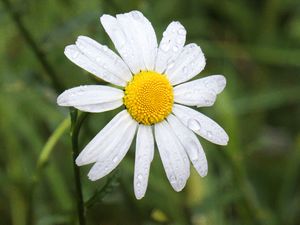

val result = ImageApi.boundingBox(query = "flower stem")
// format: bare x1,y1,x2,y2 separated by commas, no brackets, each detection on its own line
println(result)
70,109,88,225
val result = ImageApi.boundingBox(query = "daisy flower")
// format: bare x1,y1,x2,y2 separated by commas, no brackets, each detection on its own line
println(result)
57,10,229,199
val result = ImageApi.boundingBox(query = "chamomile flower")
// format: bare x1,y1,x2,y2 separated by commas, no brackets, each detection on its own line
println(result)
57,10,229,199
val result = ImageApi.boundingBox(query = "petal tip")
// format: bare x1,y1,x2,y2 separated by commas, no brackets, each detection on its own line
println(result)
75,157,84,166
56,93,67,106
199,169,208,177
64,45,79,60
100,14,114,24
134,192,145,200
87,172,98,181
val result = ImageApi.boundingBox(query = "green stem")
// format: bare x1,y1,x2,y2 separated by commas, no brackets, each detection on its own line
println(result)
37,117,70,170
70,109,88,225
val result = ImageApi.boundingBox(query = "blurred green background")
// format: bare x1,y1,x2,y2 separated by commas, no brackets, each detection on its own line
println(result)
1,0,300,224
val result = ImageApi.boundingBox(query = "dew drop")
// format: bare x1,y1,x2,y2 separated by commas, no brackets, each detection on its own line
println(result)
167,62,174,70
102,45,108,52
137,174,143,180
182,66,188,74
172,46,179,52
131,11,140,19
178,28,186,35
136,182,141,187
187,118,201,131
169,175,176,183
178,178,184,186
204,98,213,105
112,156,118,163
207,131,213,138
102,63,108,69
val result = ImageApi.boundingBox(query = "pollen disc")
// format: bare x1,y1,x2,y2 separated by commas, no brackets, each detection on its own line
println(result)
123,71,174,125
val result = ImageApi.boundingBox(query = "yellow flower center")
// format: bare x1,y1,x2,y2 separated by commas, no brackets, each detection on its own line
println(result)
123,71,174,125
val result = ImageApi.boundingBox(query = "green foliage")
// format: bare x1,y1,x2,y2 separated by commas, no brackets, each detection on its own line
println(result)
0,0,300,224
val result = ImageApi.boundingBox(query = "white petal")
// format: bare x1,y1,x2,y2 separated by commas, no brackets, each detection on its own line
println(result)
87,116,137,181
174,75,226,107
100,14,142,74
116,11,157,71
75,36,132,82
134,125,154,199
57,85,123,106
57,85,123,113
125,11,158,70
154,121,190,192
155,21,186,73
64,45,126,87
167,114,208,177
75,100,123,113
172,104,229,145
76,110,132,166
101,11,157,73
166,43,206,85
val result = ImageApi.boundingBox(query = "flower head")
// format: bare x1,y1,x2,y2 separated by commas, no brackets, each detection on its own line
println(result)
57,10,229,199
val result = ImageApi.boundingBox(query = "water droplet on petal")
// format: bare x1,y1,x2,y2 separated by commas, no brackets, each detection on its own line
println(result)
112,156,118,163
131,11,140,19
102,45,108,52
167,62,174,70
137,174,143,180
178,28,186,35
207,131,213,138
187,118,201,131
204,98,213,105
178,178,184,186
169,175,176,184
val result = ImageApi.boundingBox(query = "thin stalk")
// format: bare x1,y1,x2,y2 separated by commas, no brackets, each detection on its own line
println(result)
70,109,88,225
37,117,70,170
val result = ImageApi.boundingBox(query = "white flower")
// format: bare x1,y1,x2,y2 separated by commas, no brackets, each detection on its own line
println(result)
57,10,229,199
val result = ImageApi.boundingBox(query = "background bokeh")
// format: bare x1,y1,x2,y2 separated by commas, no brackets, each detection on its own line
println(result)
1,0,300,224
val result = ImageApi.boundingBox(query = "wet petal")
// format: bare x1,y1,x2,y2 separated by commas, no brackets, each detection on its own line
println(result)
64,45,126,87
167,114,208,177
172,104,229,145
155,21,186,73
76,110,133,166
87,113,137,181
101,11,157,73
75,36,132,82
166,44,205,85
155,121,190,191
174,75,226,107
134,125,154,199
